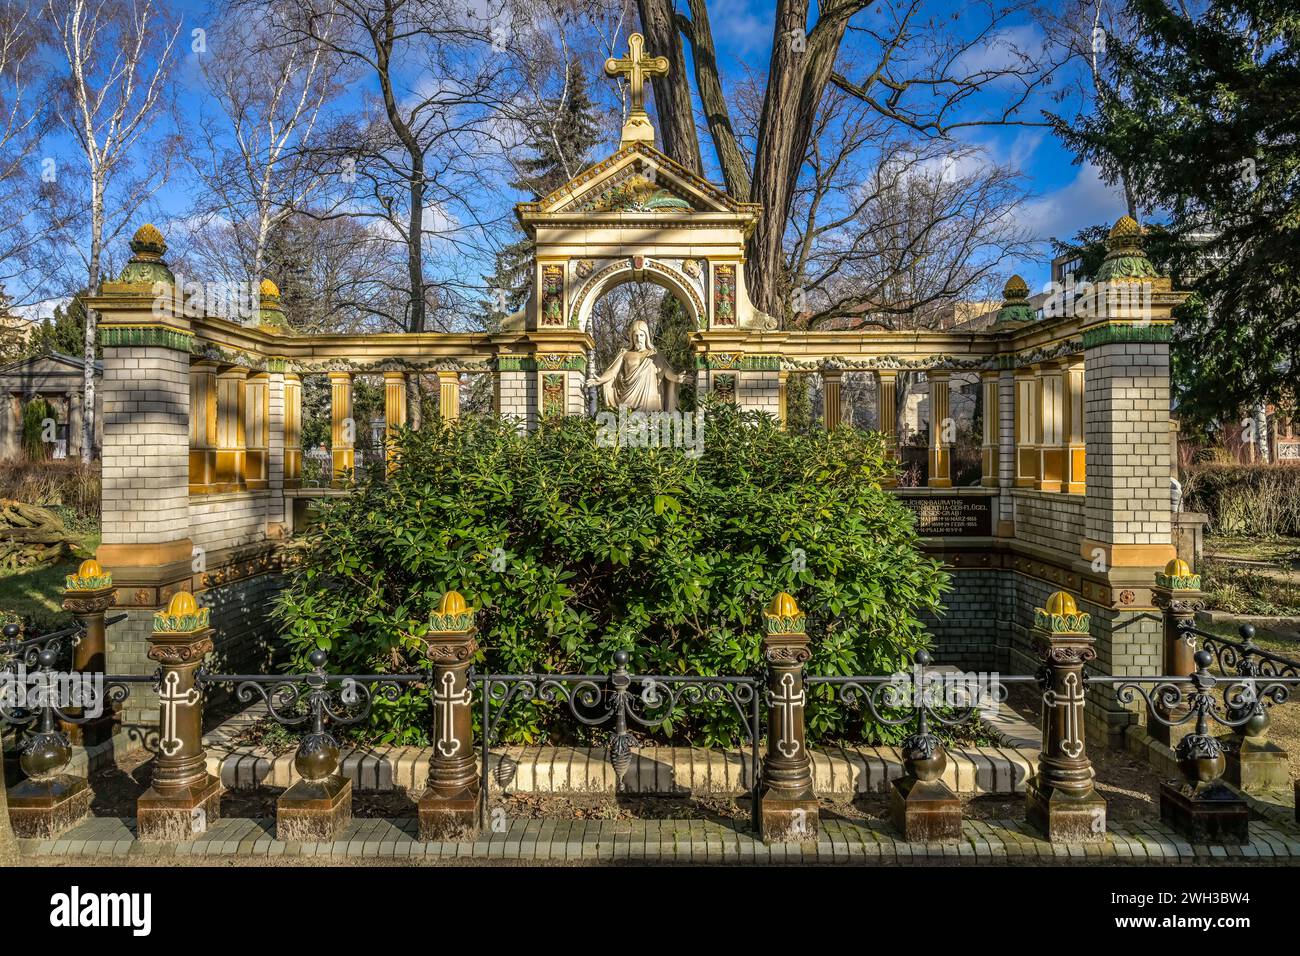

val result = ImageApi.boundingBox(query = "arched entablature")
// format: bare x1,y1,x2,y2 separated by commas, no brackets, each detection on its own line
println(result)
513,140,772,335
568,256,705,334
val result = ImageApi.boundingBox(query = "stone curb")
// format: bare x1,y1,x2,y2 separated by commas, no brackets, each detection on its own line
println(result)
202,742,1040,796
20,815,1300,864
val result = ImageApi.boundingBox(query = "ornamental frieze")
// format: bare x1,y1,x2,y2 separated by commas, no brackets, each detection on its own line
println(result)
567,256,705,330
780,355,994,372
289,357,494,375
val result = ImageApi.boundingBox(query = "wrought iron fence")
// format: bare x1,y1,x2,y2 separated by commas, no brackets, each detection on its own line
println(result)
2,586,1299,847
474,650,762,827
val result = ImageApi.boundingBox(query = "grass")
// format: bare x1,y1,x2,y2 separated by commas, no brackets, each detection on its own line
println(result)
1204,535,1300,564
0,531,99,631
1201,535,1300,618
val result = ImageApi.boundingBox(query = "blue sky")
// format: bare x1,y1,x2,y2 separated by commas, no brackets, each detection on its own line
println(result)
27,0,1128,315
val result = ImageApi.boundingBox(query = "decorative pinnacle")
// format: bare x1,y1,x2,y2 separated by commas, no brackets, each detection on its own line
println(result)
153,591,210,634
130,223,166,259
994,274,1035,325
1034,590,1091,635
427,590,476,633
1096,215,1158,282
66,558,112,592
764,592,806,635
1155,556,1201,591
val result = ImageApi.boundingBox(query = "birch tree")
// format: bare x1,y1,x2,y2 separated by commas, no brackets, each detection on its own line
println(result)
185,2,343,293
0,3,69,308
45,0,181,461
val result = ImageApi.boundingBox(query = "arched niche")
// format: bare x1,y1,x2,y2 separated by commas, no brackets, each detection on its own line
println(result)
569,257,705,335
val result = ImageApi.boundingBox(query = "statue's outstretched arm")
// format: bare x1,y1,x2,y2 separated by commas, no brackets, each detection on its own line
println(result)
653,353,683,382
587,351,624,386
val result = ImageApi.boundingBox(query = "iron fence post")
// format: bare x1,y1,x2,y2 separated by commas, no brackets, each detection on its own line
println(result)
275,650,352,842
417,591,480,840
1025,590,1107,842
61,559,118,746
757,592,818,843
136,593,222,842
1159,650,1249,843
1221,624,1291,792
1149,558,1205,749
890,650,961,841
6,647,93,838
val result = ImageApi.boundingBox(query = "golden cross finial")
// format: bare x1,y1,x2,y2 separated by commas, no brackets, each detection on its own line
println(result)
605,33,669,116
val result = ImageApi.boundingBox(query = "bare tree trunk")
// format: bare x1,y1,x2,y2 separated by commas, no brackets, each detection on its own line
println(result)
407,156,425,332
83,190,103,463
746,0,850,317
682,0,750,199
637,0,702,172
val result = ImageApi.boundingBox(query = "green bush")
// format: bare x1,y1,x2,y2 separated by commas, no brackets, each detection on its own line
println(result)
275,400,950,746
21,398,54,461
1181,463,1300,537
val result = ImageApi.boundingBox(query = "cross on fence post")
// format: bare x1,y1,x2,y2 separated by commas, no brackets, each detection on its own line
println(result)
1149,558,1205,749
61,559,118,746
758,593,819,843
1025,590,1107,842
417,591,480,841
135,592,222,842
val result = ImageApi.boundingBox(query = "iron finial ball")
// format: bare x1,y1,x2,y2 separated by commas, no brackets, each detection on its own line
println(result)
915,649,932,666
309,649,328,669
1239,623,1256,642
2,623,19,640
1194,649,1213,669
38,648,58,669
613,650,629,668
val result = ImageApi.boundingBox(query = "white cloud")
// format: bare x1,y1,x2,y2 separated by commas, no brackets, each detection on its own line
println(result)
1020,162,1127,245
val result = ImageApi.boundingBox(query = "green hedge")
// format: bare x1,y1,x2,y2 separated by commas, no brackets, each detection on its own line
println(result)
275,401,950,746
1181,463,1300,537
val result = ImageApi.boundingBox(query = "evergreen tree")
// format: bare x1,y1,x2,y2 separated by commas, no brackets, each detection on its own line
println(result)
25,294,94,360
1052,0,1300,423
484,60,602,324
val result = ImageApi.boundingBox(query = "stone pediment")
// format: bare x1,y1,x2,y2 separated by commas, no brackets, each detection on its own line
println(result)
518,142,754,222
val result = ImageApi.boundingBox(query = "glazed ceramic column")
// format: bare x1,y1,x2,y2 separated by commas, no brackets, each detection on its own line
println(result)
244,372,269,490
1148,558,1205,749
822,370,843,430
61,559,117,745
417,592,480,840
135,593,222,841
438,371,460,420
188,361,218,492
1064,358,1086,495
875,370,898,486
383,371,407,470
1025,591,1106,842
329,371,354,484
283,372,302,487
758,593,819,843
1014,366,1040,487
927,370,952,487
214,366,248,491
1036,362,1066,492
980,370,999,487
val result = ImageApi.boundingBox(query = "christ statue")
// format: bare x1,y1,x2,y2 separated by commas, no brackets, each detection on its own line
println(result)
587,319,681,412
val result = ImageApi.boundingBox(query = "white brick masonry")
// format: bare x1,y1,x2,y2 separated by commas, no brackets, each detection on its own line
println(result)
1084,341,1173,547
100,346,190,545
